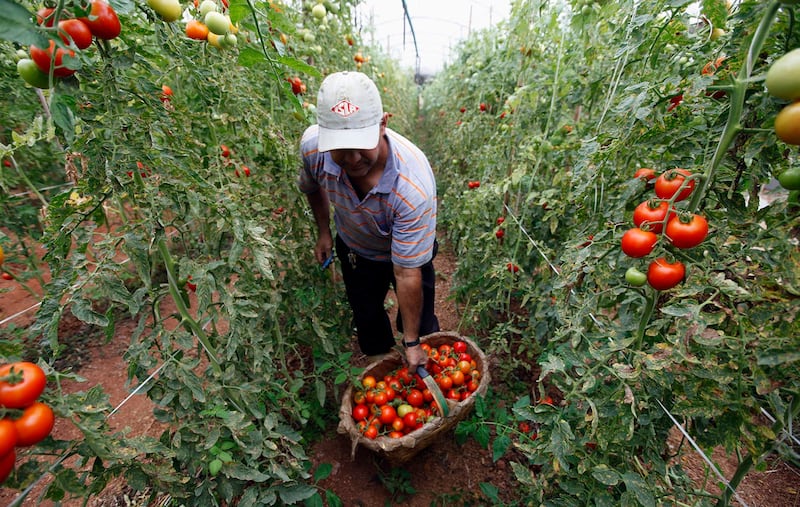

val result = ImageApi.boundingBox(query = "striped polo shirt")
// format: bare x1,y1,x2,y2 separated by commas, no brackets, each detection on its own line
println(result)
298,125,437,268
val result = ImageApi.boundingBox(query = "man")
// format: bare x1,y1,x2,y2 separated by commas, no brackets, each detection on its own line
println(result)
297,71,438,370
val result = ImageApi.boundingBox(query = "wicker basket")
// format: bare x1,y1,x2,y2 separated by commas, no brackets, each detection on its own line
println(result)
337,331,490,464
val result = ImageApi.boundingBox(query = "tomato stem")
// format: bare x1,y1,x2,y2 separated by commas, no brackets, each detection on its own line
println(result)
634,291,658,349
156,233,222,375
689,1,782,212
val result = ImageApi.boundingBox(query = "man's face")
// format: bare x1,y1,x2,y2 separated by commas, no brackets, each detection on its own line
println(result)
329,142,380,179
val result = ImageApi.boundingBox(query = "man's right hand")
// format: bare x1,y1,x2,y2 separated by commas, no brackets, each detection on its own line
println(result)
314,232,333,265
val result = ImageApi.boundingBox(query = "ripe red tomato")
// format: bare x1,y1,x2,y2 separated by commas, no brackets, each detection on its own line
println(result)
495,229,505,239
647,258,685,291
37,7,57,26
1,273,12,281
0,448,14,484
665,214,709,249
402,412,418,431
220,144,231,157
79,1,121,40
450,370,465,386
59,19,93,50
655,168,695,202
467,379,480,392
620,228,658,258
633,200,673,233
378,405,396,425
496,216,505,225
352,403,369,421
506,262,519,273
446,389,461,400
14,402,55,446
372,390,388,406
391,417,404,432
0,419,17,457
0,362,47,409
452,341,468,354
479,102,488,111
406,389,424,407
363,425,378,439
633,167,657,182
437,375,453,391
30,41,76,78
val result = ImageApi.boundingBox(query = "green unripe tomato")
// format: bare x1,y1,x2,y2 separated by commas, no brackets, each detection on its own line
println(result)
17,58,52,89
147,0,182,22
223,33,238,48
311,3,326,19
625,267,648,287
204,11,230,35
198,0,217,17
778,167,800,190
15,49,28,61
766,49,800,101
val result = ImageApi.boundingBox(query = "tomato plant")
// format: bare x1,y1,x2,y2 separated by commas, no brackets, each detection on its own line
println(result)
0,362,47,409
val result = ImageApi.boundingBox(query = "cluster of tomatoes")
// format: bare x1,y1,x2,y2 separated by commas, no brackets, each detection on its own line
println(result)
765,48,800,196
622,167,709,290
17,1,121,89
183,0,239,50
467,180,481,189
351,340,482,440
218,143,252,178
0,362,56,484
287,76,307,95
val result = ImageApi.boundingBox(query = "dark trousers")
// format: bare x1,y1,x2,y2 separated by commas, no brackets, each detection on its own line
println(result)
335,235,440,355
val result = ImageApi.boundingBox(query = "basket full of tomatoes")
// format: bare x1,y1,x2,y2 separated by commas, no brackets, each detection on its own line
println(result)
337,331,489,464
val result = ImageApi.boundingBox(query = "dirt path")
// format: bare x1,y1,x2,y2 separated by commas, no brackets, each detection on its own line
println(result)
1,238,798,506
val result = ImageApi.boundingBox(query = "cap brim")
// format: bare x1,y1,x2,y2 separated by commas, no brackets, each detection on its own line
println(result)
317,123,380,152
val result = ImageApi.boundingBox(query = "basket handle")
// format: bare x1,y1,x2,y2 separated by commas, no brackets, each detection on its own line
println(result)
416,366,449,417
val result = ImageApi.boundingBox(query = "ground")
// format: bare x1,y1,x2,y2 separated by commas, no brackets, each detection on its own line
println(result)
0,240,798,506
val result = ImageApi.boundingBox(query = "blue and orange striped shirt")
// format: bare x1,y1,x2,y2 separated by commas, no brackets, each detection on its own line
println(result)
298,125,437,268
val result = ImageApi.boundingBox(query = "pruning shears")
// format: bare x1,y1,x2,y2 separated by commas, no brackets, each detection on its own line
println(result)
320,252,335,270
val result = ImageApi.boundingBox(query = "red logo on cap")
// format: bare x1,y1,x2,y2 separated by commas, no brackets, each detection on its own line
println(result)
331,99,359,117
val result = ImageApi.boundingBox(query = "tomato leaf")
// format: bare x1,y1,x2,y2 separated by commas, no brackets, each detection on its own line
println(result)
0,0,48,46
592,464,621,486
324,491,344,507
275,483,316,504
479,482,500,503
621,472,656,507
757,351,800,367
491,434,511,462
313,463,332,482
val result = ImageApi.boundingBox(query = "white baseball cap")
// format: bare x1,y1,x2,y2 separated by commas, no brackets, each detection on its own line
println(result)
316,71,383,152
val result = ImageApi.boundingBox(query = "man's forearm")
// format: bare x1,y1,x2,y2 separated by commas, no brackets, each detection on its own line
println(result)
306,189,331,236
394,265,423,342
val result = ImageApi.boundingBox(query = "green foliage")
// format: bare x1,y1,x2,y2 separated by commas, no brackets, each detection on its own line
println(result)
421,0,800,504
